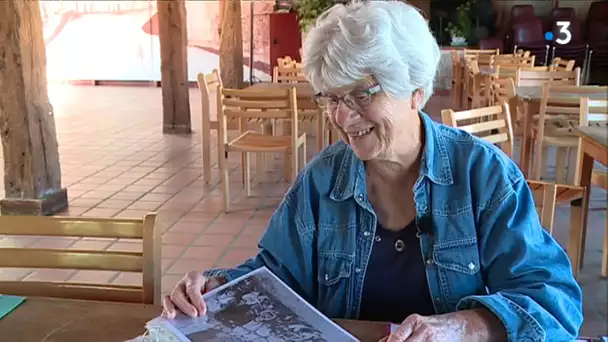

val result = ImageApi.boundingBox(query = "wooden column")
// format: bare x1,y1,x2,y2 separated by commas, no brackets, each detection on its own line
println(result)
0,0,67,215
219,0,244,88
157,0,192,134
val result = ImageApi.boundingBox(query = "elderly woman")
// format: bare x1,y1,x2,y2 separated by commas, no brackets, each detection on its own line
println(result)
163,1,582,341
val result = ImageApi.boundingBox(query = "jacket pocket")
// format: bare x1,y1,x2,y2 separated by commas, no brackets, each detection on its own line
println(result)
432,238,484,307
316,253,354,317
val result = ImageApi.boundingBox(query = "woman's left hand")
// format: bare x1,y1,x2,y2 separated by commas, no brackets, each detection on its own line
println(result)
380,309,507,342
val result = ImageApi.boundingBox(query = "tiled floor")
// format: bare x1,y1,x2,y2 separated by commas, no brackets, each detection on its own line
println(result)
0,85,606,335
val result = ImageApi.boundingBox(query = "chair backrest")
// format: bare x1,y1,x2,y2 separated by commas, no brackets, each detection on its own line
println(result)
197,69,223,123
273,66,307,83
441,102,515,158
493,54,535,66
537,85,607,139
551,57,576,71
491,76,517,106
580,97,608,127
217,86,299,146
526,180,584,234
0,213,160,304
465,49,499,67
516,68,580,87
277,56,295,68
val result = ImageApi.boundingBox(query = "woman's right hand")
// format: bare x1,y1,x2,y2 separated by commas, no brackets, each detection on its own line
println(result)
161,271,226,319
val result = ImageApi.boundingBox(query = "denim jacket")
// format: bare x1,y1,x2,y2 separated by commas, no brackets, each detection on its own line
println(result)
205,112,583,342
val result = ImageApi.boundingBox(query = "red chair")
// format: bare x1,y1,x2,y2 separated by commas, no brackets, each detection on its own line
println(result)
503,5,537,52
549,17,588,74
586,21,608,84
479,38,504,53
512,18,550,65
585,0,608,37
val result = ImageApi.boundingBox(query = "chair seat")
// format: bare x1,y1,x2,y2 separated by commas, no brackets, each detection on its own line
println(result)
227,131,306,152
592,168,608,190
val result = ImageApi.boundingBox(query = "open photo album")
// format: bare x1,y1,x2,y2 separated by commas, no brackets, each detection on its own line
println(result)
145,267,359,341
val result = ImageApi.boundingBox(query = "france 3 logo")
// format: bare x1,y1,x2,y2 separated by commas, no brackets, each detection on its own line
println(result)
545,21,573,45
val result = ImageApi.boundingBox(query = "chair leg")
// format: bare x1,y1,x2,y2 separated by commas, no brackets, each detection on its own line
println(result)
565,146,579,185
300,140,307,175
540,146,549,179
202,125,212,184
219,150,230,212
316,116,325,153
555,147,567,184
602,211,608,277
532,139,544,181
244,152,251,197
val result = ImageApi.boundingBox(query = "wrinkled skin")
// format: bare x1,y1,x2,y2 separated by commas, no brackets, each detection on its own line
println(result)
381,309,507,342
161,271,227,319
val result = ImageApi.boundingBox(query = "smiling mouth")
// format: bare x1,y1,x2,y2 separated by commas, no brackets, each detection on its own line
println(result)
348,127,374,140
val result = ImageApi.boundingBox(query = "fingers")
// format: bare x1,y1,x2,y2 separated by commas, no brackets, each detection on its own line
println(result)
170,282,198,318
185,273,207,316
386,314,421,342
161,295,176,319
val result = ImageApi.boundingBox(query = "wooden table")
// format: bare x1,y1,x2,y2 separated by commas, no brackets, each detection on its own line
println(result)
573,126,608,276
516,87,608,178
0,297,389,341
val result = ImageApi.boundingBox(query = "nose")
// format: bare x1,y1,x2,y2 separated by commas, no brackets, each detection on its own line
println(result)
333,102,358,128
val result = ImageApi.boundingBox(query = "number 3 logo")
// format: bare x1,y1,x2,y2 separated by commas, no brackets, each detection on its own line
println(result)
555,21,572,45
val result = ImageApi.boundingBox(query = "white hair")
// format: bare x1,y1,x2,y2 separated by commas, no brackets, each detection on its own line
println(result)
302,0,440,107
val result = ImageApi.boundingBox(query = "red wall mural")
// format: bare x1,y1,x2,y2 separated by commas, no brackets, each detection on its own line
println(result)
41,0,273,82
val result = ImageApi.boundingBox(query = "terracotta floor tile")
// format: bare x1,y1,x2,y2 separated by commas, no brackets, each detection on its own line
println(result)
220,248,259,262
82,208,121,217
161,258,175,272
231,234,260,249
110,192,144,201
162,275,184,294
69,239,112,250
0,237,38,248
69,198,103,207
69,270,117,284
0,268,33,281
79,190,117,199
165,259,214,275
54,206,90,216
140,193,175,202
162,245,187,259
97,199,135,209
169,221,208,234
213,258,240,269
127,201,164,211
115,209,154,219
204,221,246,235
107,242,142,252
182,246,224,261
24,269,76,282
112,272,142,286
162,232,199,245
192,233,236,247
29,238,76,249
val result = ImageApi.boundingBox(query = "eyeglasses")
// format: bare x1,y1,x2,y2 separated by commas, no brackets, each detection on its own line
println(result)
312,84,382,112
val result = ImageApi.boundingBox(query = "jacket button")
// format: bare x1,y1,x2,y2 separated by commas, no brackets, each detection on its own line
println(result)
324,274,329,281
357,194,364,201
426,258,433,265
355,268,362,273
363,231,371,236
468,262,476,270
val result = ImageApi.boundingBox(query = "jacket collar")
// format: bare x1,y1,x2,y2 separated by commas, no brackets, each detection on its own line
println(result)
329,112,453,201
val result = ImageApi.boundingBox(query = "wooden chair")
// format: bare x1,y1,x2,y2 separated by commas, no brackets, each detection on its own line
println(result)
198,70,232,184
217,86,307,211
550,57,576,72
441,102,515,158
516,67,581,87
526,180,587,277
464,60,486,109
0,213,160,304
532,85,607,183
451,51,463,109
464,48,500,67
492,54,536,67
273,66,307,83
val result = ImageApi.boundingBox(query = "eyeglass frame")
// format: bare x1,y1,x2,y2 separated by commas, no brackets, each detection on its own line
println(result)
312,84,382,112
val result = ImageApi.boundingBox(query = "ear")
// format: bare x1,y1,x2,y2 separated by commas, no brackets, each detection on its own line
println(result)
410,89,424,110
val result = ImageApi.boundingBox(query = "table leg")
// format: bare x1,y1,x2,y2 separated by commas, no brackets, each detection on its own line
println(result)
569,140,594,276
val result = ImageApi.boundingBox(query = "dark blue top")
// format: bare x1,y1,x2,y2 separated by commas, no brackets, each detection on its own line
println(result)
358,220,435,323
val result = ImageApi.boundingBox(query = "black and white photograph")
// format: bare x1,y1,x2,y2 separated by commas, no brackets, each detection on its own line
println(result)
161,267,358,342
